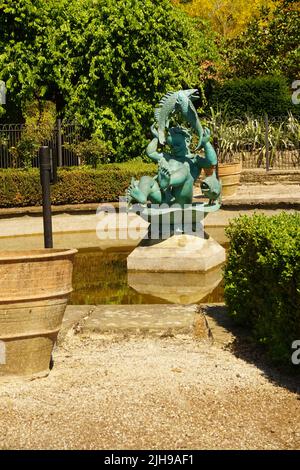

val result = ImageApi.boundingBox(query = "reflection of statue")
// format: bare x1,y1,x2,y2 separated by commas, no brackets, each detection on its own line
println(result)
126,89,221,208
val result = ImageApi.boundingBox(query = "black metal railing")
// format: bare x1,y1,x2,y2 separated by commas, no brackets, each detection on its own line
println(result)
202,114,300,170
0,115,299,170
0,120,82,168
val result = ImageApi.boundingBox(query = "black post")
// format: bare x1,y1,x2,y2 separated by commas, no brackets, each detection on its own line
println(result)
57,118,63,167
50,147,57,184
265,113,270,171
39,146,53,248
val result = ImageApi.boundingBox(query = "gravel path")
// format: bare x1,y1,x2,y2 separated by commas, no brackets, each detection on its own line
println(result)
0,334,299,450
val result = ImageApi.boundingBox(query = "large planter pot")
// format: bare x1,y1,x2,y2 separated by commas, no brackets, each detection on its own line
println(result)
0,248,77,379
218,162,242,197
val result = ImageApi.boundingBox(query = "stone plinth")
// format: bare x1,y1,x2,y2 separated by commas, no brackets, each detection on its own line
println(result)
127,234,226,272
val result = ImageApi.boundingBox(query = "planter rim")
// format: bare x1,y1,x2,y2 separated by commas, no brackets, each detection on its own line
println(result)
0,290,73,303
0,248,78,262
218,162,242,167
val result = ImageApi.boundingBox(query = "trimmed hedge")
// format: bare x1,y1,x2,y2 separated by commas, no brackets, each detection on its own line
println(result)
209,76,297,118
0,162,156,207
224,213,300,366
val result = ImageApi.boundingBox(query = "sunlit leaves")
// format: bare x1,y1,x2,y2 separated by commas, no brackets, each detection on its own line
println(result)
0,0,219,159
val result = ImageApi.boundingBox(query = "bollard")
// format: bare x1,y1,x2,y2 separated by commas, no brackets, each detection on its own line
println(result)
50,147,58,184
39,146,53,248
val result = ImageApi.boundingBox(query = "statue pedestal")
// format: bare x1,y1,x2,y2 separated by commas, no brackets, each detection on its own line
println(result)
127,233,225,273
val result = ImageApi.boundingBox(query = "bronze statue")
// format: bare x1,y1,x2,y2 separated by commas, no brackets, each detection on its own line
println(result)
126,89,221,208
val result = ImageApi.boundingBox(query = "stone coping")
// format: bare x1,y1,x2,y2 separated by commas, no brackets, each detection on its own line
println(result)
1,193,300,218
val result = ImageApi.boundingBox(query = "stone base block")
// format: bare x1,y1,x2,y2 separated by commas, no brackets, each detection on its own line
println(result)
127,234,226,272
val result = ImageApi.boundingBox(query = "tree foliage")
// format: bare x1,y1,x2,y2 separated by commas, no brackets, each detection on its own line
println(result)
0,0,218,160
171,0,279,38
224,3,300,80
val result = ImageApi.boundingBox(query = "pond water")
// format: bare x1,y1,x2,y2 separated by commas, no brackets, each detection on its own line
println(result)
0,223,227,305
70,247,225,305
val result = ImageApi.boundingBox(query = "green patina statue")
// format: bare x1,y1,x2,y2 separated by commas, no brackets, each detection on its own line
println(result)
126,89,221,208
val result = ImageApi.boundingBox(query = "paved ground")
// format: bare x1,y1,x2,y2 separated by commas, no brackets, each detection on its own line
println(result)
0,305,299,450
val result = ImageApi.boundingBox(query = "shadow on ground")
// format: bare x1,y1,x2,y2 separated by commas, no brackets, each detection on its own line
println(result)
200,304,300,395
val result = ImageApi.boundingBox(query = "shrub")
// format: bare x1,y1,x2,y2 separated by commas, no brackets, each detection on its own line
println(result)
224,213,300,366
8,100,57,168
209,76,295,118
65,137,112,168
0,162,156,207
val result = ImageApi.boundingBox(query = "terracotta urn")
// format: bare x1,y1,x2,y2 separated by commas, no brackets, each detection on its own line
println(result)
218,162,242,197
0,248,77,380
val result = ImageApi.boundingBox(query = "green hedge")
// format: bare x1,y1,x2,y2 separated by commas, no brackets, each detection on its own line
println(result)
209,76,297,118
224,213,300,366
0,162,156,207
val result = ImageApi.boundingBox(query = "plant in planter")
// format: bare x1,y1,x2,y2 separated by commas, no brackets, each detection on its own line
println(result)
201,109,300,184
202,108,242,196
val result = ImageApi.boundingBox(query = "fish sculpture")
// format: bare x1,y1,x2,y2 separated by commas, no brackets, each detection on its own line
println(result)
200,172,222,205
154,89,203,149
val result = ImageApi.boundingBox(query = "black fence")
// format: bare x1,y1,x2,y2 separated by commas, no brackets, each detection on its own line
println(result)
0,120,82,168
204,114,300,170
236,116,300,170
0,115,299,170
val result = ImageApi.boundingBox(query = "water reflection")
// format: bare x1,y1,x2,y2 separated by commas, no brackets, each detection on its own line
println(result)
70,248,225,305
128,267,223,304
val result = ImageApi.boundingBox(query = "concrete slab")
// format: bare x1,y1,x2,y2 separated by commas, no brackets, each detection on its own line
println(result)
198,304,236,347
82,304,211,339
60,303,239,347
194,183,300,208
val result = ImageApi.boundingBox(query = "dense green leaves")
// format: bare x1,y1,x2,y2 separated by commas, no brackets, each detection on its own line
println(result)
224,213,300,366
0,0,218,160
225,5,300,80
209,76,297,118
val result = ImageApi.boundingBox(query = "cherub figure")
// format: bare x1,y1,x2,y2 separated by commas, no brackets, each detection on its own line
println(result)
126,89,221,207
127,124,220,207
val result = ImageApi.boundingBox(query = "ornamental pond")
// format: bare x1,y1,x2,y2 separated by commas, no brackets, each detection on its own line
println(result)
70,246,226,305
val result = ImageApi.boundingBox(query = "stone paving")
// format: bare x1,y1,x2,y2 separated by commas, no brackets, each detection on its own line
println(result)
78,304,210,339
60,303,231,345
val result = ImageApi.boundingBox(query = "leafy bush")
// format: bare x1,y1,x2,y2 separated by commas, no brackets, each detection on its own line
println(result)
0,162,156,207
224,213,300,366
65,137,112,168
8,100,56,168
209,76,295,118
